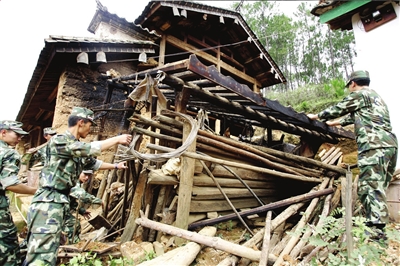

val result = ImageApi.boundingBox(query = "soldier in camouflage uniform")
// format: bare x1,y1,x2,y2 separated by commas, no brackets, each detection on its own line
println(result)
63,169,102,244
25,128,101,244
30,127,57,166
0,120,37,266
308,70,398,235
23,107,132,266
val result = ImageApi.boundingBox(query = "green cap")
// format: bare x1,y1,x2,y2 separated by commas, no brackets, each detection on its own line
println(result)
345,70,370,87
70,107,97,126
43,127,57,135
0,120,29,134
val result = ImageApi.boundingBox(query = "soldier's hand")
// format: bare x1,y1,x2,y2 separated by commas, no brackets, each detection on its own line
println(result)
118,134,132,145
326,120,341,127
307,114,318,120
82,211,92,220
115,161,128,169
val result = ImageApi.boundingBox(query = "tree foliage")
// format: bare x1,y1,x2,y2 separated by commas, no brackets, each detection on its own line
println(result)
235,0,356,93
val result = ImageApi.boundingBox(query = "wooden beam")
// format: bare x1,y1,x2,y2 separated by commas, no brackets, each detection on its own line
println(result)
186,35,243,70
159,35,166,66
175,88,196,245
166,35,261,89
47,85,58,102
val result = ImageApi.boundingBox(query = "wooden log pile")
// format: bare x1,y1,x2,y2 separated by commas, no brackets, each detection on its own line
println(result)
71,109,355,265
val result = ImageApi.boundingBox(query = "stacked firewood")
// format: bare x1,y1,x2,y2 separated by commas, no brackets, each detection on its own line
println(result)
76,110,354,265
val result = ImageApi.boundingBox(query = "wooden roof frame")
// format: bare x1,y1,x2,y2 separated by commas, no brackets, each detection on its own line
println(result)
108,54,354,143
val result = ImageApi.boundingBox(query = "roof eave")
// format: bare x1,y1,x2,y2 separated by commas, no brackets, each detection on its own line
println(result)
319,0,371,23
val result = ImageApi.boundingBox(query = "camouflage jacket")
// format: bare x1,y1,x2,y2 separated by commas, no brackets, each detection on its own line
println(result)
70,182,102,214
318,87,398,153
70,183,102,204
0,140,21,207
31,144,47,165
32,130,103,204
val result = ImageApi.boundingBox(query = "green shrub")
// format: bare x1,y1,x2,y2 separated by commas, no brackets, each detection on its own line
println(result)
265,79,348,113
304,208,400,266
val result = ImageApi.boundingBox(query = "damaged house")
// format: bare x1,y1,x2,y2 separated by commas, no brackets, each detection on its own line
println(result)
16,1,357,264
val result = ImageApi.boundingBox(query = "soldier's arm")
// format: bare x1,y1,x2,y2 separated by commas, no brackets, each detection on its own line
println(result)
1,151,37,195
318,92,364,121
97,134,132,151
6,183,36,195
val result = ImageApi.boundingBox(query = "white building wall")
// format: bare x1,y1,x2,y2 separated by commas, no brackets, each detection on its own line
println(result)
94,21,137,40
352,2,400,167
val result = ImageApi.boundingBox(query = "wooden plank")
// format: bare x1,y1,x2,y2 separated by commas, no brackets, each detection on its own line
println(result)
147,170,276,188
190,197,277,213
320,146,336,162
185,186,277,200
327,151,343,165
175,114,196,245
259,211,272,266
323,147,341,164
148,144,324,183
193,174,276,188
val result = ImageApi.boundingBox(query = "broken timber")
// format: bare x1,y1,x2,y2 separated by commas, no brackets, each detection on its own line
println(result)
135,210,263,262
147,143,323,183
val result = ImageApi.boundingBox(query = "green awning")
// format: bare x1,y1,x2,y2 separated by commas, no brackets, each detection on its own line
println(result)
319,0,371,23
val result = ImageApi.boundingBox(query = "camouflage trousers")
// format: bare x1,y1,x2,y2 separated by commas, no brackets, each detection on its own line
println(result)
0,197,21,266
358,147,397,225
63,210,81,244
24,201,69,266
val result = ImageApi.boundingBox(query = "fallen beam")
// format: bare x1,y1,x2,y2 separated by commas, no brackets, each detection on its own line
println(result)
135,211,262,262
147,143,323,183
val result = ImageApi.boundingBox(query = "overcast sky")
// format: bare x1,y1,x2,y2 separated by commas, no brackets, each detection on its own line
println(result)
0,0,299,121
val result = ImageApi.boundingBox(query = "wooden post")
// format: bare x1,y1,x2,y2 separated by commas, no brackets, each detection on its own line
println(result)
135,211,261,262
175,87,196,246
158,35,166,66
345,166,353,260
259,211,272,266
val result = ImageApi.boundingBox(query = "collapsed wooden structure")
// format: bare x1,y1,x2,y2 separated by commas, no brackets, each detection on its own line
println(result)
72,102,354,265
67,50,356,263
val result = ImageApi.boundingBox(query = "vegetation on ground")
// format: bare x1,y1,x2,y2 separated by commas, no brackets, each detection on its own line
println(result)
302,208,400,266
265,78,348,114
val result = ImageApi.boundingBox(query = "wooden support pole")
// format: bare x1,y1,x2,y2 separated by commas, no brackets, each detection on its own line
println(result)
135,211,262,262
147,143,323,183
131,119,308,177
259,211,272,266
137,226,217,266
175,112,196,245
345,166,353,260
